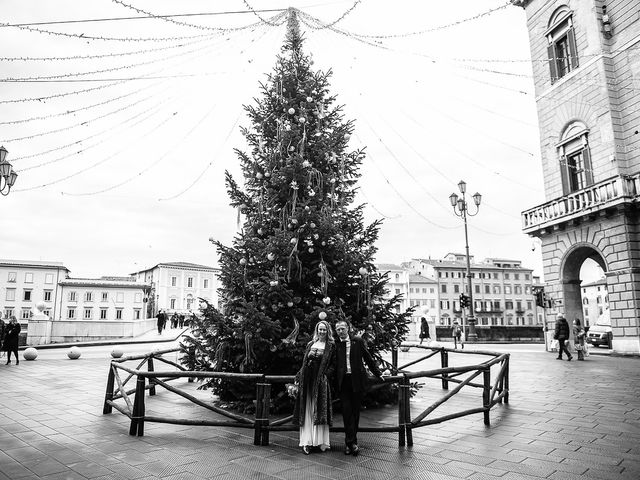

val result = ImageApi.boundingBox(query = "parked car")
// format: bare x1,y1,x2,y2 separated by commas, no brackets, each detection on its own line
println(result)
587,311,612,348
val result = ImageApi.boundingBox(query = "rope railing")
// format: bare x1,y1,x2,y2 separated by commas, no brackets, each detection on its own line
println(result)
103,343,509,446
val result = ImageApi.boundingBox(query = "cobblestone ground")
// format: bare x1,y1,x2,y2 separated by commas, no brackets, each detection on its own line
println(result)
0,344,639,479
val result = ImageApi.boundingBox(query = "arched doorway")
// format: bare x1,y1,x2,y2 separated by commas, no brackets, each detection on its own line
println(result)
560,244,607,329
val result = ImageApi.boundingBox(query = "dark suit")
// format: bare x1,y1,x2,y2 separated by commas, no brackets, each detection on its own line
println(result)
336,335,382,448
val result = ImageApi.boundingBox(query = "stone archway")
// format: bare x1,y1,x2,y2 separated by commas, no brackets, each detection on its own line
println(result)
560,243,607,324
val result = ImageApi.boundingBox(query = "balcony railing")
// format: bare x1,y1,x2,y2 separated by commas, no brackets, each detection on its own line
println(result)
521,174,640,234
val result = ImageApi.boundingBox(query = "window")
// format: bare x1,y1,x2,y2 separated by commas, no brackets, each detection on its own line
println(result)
475,285,480,294
171,276,177,287
67,308,76,319
493,285,501,294
422,288,427,294
102,292,109,302
525,274,530,281
546,7,578,83
4,308,14,318
584,308,589,318
515,285,522,295
504,273,510,280
204,279,209,289
85,292,93,302
527,301,532,310
84,308,92,319
23,290,32,301
100,308,108,319
430,288,434,294
134,309,141,320
395,288,400,295
7,272,16,283
505,300,514,310
395,274,400,281
514,273,520,280
116,292,124,303
134,293,142,303
69,291,77,302
505,286,512,295
409,288,414,294
116,308,123,319
558,122,593,194
493,300,501,310
170,298,177,309
6,288,16,301
441,285,447,294
43,309,50,317
485,285,490,294
596,296,602,304
187,277,194,288
430,299,436,308
45,273,54,284
454,284,459,293
583,298,589,305
493,273,498,279
44,290,52,302
22,308,31,319
24,272,34,283
516,301,523,311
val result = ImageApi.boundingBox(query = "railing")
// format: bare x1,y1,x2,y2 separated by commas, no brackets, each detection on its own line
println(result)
521,174,640,233
103,344,509,447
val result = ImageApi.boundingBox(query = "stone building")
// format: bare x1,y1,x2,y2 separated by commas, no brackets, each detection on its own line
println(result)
514,0,640,354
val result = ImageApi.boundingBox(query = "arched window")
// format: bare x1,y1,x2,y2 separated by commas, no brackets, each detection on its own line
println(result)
558,121,592,194
582,297,589,305
546,6,578,83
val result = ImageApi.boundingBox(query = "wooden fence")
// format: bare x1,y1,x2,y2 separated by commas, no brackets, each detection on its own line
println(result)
103,344,509,446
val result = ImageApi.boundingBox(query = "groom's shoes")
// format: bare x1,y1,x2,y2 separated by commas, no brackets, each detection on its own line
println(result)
351,444,360,457
344,445,352,455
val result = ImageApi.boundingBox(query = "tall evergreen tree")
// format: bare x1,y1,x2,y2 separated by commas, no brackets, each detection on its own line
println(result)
181,10,411,404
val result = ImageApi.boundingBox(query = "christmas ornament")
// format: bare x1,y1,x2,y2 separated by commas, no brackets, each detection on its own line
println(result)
239,258,247,265
288,107,295,115
256,172,263,179
290,238,297,244
265,171,271,177
270,280,278,287
285,125,291,131
308,189,316,197
345,134,351,141
299,117,306,124
310,222,316,228
306,96,312,102
308,247,314,253
323,297,331,305
287,301,294,307
359,267,368,275
291,218,298,224
318,311,327,320
302,160,311,168
270,345,278,352
258,228,264,235
267,253,275,261
288,146,295,152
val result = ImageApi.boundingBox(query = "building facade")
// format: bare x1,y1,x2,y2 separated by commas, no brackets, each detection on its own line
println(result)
132,262,220,316
514,0,640,354
0,259,69,322
581,277,609,327
375,263,410,314
405,254,540,328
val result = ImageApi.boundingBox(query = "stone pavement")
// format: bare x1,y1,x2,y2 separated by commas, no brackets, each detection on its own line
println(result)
1,342,639,480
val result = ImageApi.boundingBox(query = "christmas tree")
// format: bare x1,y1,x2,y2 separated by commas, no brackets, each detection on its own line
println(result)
181,9,411,406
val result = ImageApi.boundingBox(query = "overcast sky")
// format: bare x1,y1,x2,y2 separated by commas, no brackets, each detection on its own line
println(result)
2,0,568,280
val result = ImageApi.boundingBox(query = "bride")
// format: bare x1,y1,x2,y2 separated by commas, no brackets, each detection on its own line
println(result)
293,319,335,454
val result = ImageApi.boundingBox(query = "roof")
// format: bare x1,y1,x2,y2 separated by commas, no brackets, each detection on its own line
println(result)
133,261,219,274
0,259,69,271
418,258,532,272
581,278,607,288
59,278,150,288
409,274,437,284
375,263,404,271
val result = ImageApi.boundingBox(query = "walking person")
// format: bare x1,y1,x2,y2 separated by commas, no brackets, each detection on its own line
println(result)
2,316,21,365
452,321,463,349
335,320,384,456
293,320,335,455
0,317,5,359
554,315,573,361
419,317,430,345
573,318,586,361
157,310,166,334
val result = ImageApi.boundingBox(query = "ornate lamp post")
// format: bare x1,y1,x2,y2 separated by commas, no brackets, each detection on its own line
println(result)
0,146,18,196
449,180,482,342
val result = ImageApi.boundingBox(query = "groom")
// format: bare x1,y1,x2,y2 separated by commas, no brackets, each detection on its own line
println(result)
335,320,384,456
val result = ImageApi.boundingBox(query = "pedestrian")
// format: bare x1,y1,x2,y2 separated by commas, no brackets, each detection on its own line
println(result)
553,314,573,361
419,317,430,344
293,320,335,455
335,319,384,456
171,313,178,329
178,314,184,329
157,310,166,334
573,318,586,361
2,316,21,365
452,321,463,349
0,317,6,359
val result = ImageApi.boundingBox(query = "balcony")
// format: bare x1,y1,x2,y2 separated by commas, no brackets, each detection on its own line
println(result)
521,174,640,235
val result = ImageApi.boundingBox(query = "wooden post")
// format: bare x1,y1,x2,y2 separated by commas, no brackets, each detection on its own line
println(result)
504,355,510,404
482,368,491,426
440,349,449,390
103,364,115,414
254,382,264,446
261,382,271,446
403,376,413,447
398,377,406,446
130,375,146,436
392,348,398,375
147,356,156,396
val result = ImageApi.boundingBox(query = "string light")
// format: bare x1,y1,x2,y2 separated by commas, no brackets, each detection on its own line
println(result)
301,1,361,30
242,1,286,27
111,0,287,32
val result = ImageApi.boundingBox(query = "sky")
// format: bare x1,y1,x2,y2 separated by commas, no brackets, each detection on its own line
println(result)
1,0,569,281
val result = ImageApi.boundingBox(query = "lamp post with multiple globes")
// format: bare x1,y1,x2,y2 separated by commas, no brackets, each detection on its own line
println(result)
449,180,482,342
0,146,18,196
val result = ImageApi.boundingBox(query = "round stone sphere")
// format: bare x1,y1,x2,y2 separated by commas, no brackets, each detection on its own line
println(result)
110,347,124,359
23,347,38,361
67,346,81,360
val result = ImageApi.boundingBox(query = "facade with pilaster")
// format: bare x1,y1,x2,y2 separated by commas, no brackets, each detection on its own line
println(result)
514,0,640,353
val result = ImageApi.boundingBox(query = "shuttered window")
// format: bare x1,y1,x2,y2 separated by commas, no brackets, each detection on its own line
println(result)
546,7,578,83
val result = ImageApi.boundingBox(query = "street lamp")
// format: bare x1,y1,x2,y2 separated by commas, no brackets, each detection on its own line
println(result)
0,146,18,196
449,180,482,342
